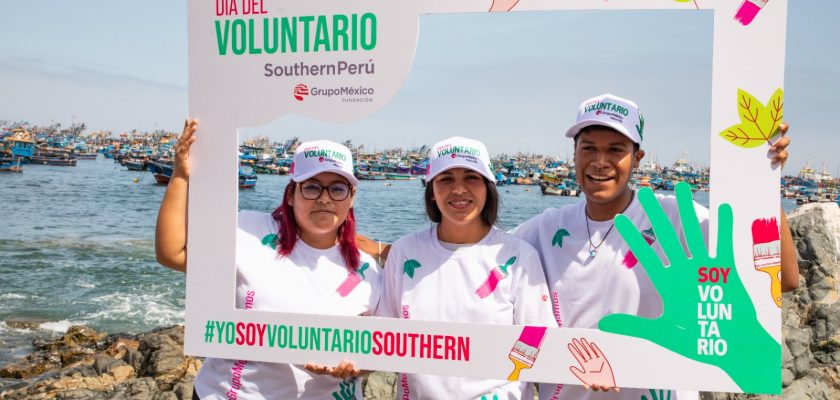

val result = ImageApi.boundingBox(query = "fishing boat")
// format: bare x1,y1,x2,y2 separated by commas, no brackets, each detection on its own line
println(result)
539,181,580,197
123,158,147,171
30,154,78,166
0,130,36,172
384,172,414,180
147,161,173,185
356,170,386,180
239,165,258,189
0,157,23,173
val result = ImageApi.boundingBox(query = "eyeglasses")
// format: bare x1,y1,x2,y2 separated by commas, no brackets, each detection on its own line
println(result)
298,181,352,201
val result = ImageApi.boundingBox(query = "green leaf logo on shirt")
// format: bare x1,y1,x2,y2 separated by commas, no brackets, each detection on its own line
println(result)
552,228,570,247
260,233,278,250
403,259,421,278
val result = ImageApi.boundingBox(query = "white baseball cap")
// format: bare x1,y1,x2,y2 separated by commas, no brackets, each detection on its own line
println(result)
426,136,495,183
290,140,359,186
564,93,644,144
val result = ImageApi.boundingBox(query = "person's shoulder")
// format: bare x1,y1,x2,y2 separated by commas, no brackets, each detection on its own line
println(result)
391,226,434,250
519,203,581,229
358,251,382,273
491,227,542,258
237,209,272,224
236,210,275,235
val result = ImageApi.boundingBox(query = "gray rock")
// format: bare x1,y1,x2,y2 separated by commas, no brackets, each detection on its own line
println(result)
123,348,145,372
109,377,159,400
138,328,185,378
171,378,195,400
364,371,397,400
94,355,129,375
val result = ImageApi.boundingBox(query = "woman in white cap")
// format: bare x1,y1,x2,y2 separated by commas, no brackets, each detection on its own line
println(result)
155,119,379,400
375,136,555,400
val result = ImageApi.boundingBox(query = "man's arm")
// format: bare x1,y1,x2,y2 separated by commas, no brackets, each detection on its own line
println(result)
779,211,799,292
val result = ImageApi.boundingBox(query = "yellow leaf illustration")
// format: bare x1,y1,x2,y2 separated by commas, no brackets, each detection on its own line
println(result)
720,89,784,149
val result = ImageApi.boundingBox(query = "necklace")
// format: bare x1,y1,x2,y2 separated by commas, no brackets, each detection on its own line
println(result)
584,216,615,258
584,191,635,258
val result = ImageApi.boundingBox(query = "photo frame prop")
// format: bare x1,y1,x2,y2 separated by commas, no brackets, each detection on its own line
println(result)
186,0,787,393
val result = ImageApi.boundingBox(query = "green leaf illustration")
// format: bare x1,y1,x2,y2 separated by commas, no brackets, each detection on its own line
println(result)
260,233,278,250
552,228,570,247
403,259,421,279
636,114,645,141
719,88,784,149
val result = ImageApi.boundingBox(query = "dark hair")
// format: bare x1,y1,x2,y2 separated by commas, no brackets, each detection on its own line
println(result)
424,176,499,227
270,180,361,271
574,126,640,153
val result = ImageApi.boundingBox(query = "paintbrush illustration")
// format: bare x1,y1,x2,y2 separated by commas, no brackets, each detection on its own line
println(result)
734,0,769,26
507,326,548,381
475,256,516,298
751,218,782,308
336,263,369,297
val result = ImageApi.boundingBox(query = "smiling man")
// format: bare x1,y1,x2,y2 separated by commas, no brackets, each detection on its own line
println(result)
511,93,796,400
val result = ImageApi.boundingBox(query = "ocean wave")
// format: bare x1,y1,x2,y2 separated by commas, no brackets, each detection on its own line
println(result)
83,292,185,329
40,319,82,333
0,293,27,300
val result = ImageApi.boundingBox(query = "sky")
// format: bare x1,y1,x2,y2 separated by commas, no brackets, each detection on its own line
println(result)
1,1,838,174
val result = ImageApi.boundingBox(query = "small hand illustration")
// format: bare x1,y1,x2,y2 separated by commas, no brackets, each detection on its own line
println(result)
567,338,616,392
552,228,570,247
489,0,519,12
598,183,781,393
403,259,421,278
641,389,672,400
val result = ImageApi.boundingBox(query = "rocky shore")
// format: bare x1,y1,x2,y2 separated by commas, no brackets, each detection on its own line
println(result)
2,203,838,399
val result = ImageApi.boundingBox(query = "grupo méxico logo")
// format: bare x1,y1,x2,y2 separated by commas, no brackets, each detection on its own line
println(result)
294,84,309,101
293,83,375,103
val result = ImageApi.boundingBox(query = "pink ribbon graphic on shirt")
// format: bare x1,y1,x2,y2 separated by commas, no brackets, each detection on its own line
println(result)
336,263,369,297
475,256,516,298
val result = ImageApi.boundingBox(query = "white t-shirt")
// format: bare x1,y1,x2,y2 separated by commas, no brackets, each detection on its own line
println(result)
194,211,381,400
512,193,708,400
378,225,556,400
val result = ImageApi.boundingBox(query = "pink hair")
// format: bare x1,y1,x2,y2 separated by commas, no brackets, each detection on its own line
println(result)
271,180,361,271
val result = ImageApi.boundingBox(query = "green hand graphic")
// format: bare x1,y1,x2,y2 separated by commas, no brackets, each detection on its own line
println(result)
261,233,278,250
331,379,356,400
641,389,671,400
403,259,421,279
552,228,570,247
598,183,780,394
